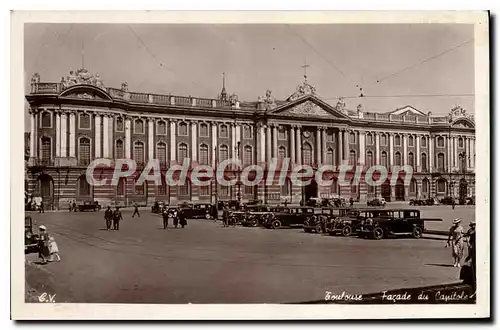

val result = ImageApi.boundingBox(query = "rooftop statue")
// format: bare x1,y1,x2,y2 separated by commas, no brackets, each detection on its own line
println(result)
30,73,40,84
60,68,106,91
287,80,317,101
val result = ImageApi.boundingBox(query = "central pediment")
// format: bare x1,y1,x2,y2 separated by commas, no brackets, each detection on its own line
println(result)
270,96,351,120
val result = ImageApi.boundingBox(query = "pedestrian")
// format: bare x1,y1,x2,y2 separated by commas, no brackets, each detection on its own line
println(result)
463,219,476,287
446,218,465,267
180,210,187,228
452,198,456,210
162,208,169,229
349,197,354,207
37,225,50,264
69,201,73,212
132,202,140,218
72,201,77,212
48,236,61,262
39,200,44,213
284,200,288,207
113,207,123,230
173,208,179,228
104,206,113,230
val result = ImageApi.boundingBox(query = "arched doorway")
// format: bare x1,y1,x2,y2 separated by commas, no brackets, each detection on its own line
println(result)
37,173,54,205
381,180,391,201
459,179,468,200
422,178,430,199
395,178,405,201
304,179,318,201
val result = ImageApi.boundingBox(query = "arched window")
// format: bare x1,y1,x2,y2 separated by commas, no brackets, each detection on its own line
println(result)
410,179,417,193
437,136,444,148
199,123,209,137
41,137,52,163
330,179,339,195
157,121,166,135
421,153,428,172
395,152,402,166
408,152,414,168
243,146,252,165
366,133,373,145
366,151,373,167
178,181,190,197
395,135,401,146
219,124,228,138
303,143,312,166
421,136,427,148
79,137,91,166
437,178,447,193
381,151,388,168
437,153,445,172
326,148,334,165
115,139,124,159
199,144,209,165
381,134,387,146
157,142,167,164
178,122,188,136
459,137,464,148
78,175,91,196
349,132,356,144
134,119,144,134
117,177,126,196
79,113,91,129
278,146,286,161
116,117,124,132
41,112,52,128
134,141,145,165
408,135,414,147
178,143,188,163
281,178,292,196
349,150,356,165
422,178,429,195
219,145,229,163
243,125,252,139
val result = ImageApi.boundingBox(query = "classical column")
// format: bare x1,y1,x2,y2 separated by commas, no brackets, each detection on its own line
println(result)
272,124,278,158
429,135,434,172
69,111,76,157
295,126,302,165
94,114,102,158
337,130,343,164
375,132,380,165
231,123,236,158
321,127,327,165
402,133,408,166
235,124,241,146
343,130,349,162
316,128,321,165
358,130,365,166
259,124,266,163
102,115,109,158
170,120,176,162
191,121,197,162
148,119,155,162
108,115,114,158
60,112,67,157
389,133,394,167
55,112,61,157
453,136,458,169
471,137,475,169
416,134,421,172
290,126,296,164
212,122,217,167
29,112,35,158
447,136,452,172
266,125,272,162
125,117,131,159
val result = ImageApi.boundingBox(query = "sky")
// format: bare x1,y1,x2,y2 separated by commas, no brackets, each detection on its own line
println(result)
24,23,474,131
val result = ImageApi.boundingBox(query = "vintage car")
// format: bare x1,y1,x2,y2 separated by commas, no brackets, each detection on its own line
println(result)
180,203,218,219
409,198,427,206
367,197,386,207
151,201,166,213
25,215,39,254
325,209,382,237
460,196,475,205
359,209,442,240
241,205,272,227
263,207,315,229
440,196,460,205
306,197,332,208
77,201,101,212
303,208,346,233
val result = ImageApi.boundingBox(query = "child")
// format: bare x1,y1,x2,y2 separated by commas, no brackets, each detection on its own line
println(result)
48,236,61,262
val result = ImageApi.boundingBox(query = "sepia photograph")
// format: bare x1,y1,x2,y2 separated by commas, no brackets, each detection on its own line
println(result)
11,11,490,320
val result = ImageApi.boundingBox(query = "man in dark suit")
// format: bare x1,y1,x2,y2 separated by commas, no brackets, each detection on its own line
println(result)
113,207,123,230
104,206,113,230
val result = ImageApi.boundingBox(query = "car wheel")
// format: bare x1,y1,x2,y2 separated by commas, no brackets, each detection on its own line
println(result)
250,218,259,227
341,225,352,237
315,223,323,233
373,227,384,240
272,220,282,229
205,213,211,220
412,226,423,239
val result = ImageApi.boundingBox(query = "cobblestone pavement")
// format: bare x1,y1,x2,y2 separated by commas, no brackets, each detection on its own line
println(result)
24,205,472,304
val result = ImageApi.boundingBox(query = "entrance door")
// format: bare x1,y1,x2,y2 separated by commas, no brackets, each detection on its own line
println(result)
304,180,318,202
381,181,391,201
459,179,468,200
395,179,405,201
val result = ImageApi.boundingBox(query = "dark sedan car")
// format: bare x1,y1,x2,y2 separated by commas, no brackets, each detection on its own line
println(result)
180,203,217,219
264,207,315,229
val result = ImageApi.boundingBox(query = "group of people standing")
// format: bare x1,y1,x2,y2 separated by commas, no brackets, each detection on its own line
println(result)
447,217,476,268
104,206,124,230
162,208,187,229
37,225,60,264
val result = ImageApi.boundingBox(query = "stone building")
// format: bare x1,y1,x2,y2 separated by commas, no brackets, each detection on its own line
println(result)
25,68,476,208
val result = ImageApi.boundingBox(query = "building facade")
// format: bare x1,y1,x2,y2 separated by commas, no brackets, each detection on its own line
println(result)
25,69,476,209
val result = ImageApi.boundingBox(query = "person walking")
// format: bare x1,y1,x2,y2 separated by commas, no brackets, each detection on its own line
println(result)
132,202,140,218
463,219,476,287
39,200,44,213
113,207,123,230
162,208,169,229
37,225,50,264
222,206,229,227
48,236,61,262
72,201,77,212
180,210,187,228
452,198,456,210
446,218,465,267
104,206,113,230
173,208,179,228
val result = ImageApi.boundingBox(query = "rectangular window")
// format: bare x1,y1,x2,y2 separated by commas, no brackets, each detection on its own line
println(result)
219,125,229,138
200,185,210,196
134,120,144,134
278,127,287,140
178,183,189,196
421,137,427,148
157,121,167,135
178,123,188,136
41,112,52,128
381,135,387,146
199,124,209,137
116,118,124,132
79,114,91,130
244,185,254,195
220,185,229,197
327,131,334,142
243,125,252,139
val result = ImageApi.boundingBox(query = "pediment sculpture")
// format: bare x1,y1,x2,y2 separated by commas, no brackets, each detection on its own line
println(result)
61,68,106,91
449,105,475,123
284,100,331,117
64,92,104,100
287,81,317,101
257,89,276,110
335,97,348,114
30,73,40,84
